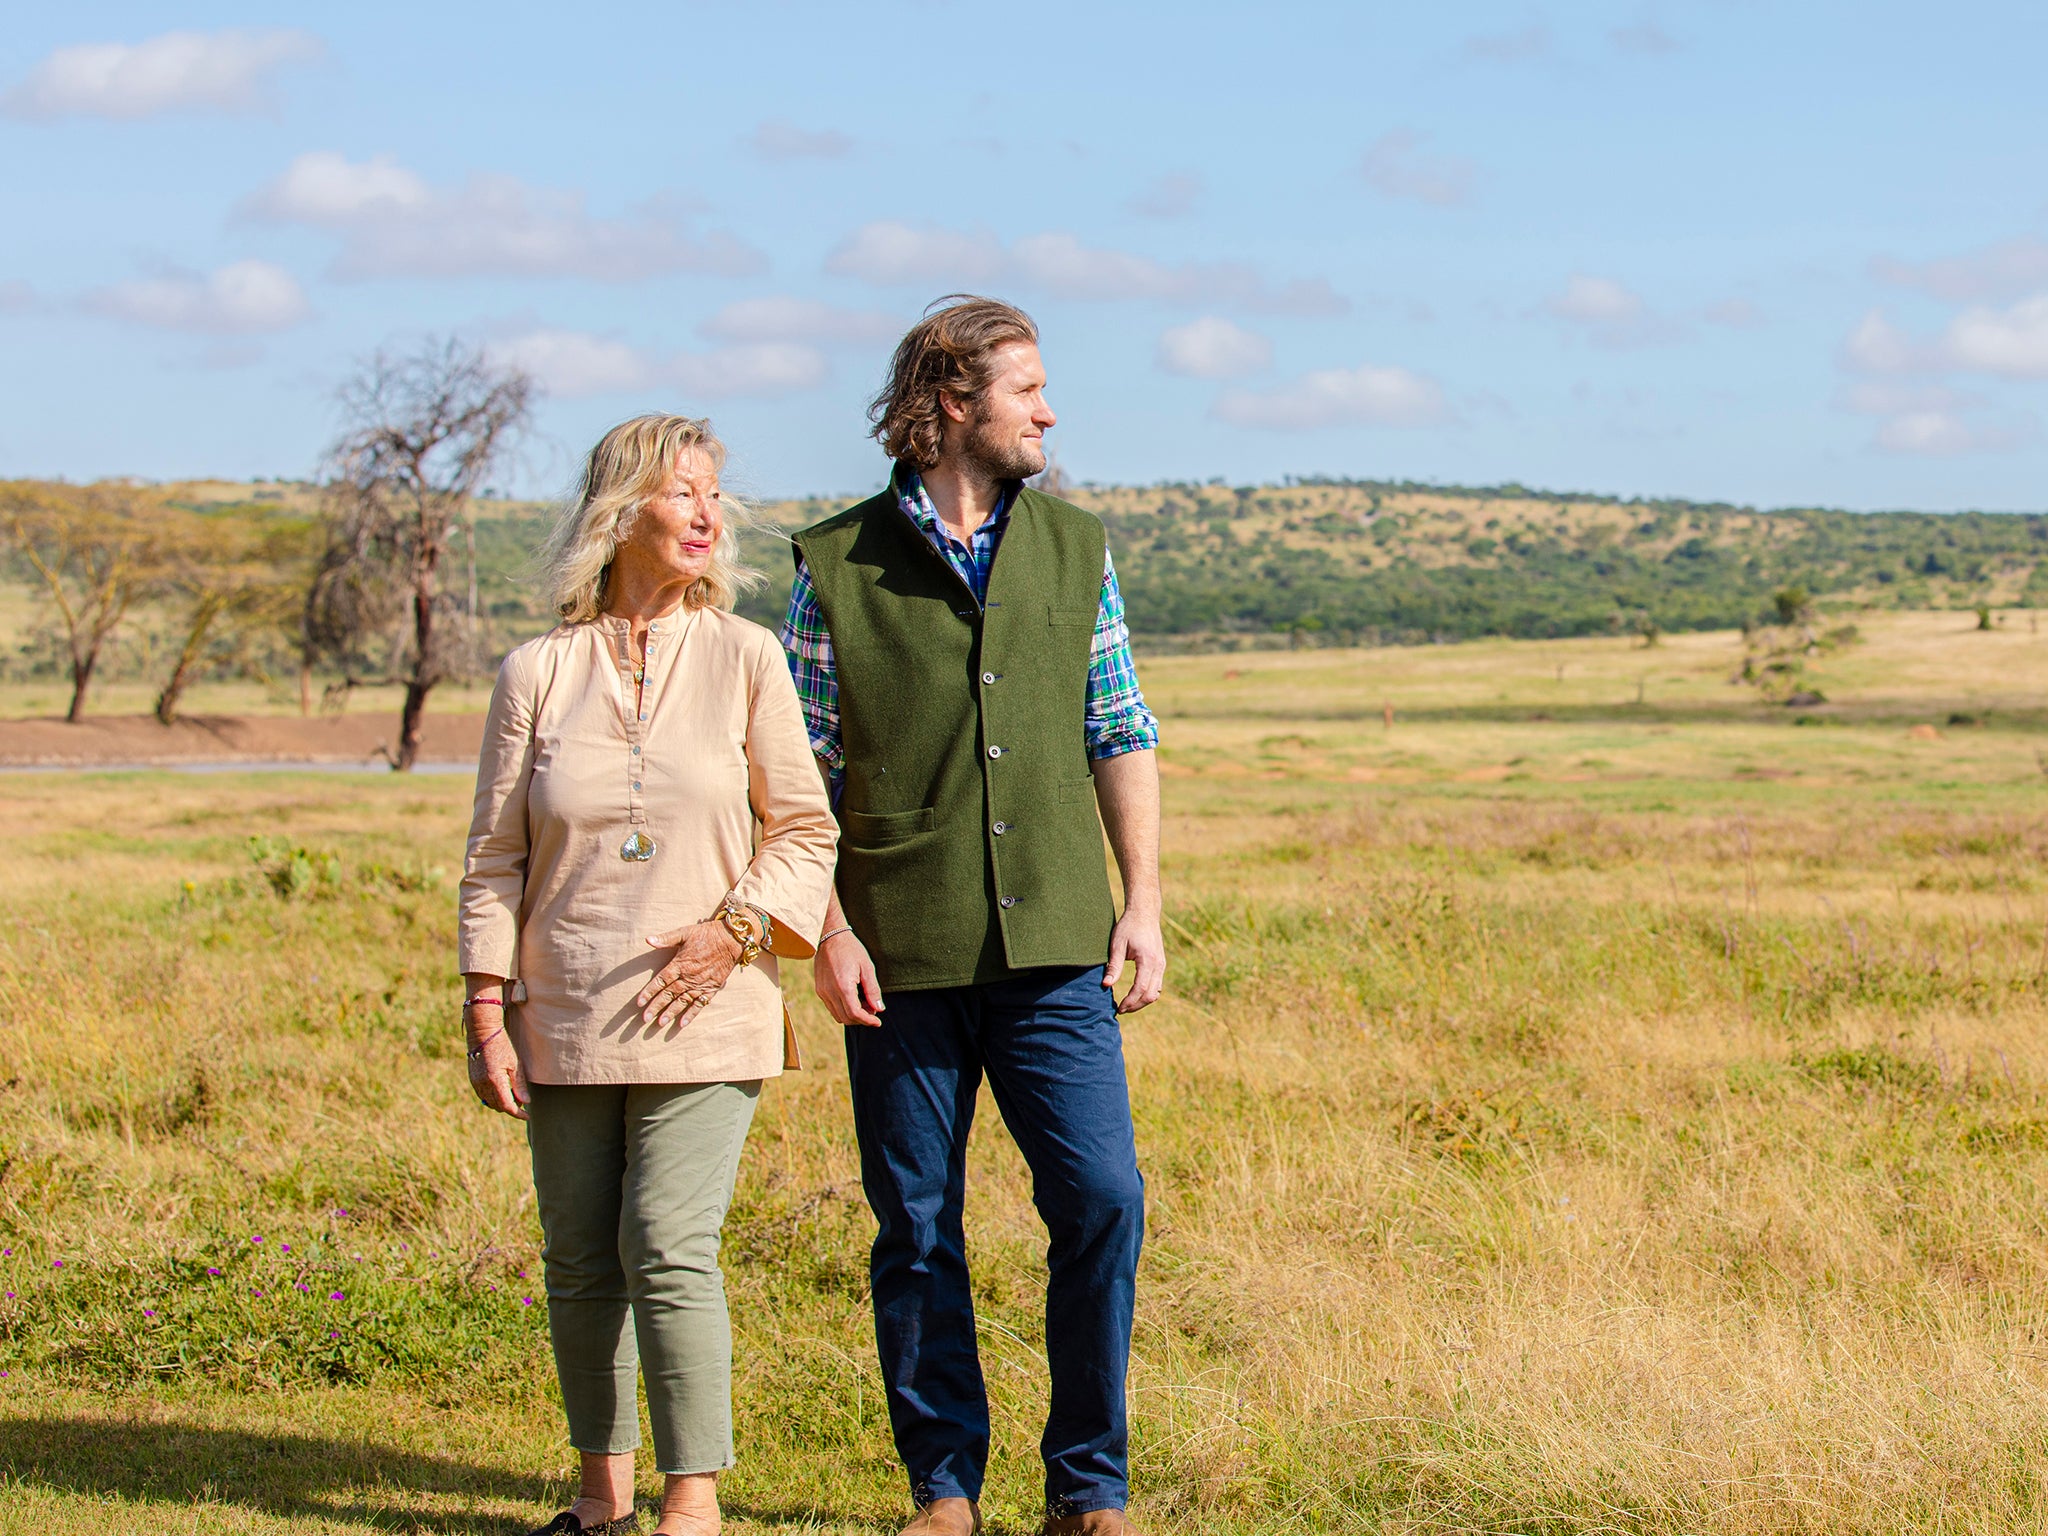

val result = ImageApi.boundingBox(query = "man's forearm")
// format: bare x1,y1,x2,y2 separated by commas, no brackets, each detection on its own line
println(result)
1089,747,1161,916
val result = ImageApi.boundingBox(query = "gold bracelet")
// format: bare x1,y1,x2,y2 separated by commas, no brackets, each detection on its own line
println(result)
717,898,763,968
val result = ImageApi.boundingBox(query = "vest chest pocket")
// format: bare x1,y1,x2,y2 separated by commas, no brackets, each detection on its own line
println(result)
845,806,937,847
1046,606,1097,626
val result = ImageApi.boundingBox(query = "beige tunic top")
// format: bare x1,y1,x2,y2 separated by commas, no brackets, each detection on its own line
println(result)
458,608,838,1084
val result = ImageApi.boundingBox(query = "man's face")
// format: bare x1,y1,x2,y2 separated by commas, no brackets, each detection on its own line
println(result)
956,341,1056,479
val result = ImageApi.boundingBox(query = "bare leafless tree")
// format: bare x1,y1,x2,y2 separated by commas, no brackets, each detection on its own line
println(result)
315,338,532,769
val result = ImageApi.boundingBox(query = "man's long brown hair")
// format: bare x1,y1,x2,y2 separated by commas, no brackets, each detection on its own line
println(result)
868,295,1039,470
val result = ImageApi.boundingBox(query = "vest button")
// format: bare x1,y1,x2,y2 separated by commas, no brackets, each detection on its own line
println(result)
992,821,1007,835
999,896,1018,909
987,745,1002,758
982,672,996,685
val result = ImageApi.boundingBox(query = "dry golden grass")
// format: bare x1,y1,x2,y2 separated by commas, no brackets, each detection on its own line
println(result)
0,612,2045,1532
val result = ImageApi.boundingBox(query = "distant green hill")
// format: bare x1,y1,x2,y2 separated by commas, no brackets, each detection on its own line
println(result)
728,479,2048,648
16,479,2042,676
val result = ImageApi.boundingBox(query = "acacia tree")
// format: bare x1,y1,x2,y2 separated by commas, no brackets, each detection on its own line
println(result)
316,339,532,769
155,512,315,725
0,480,170,722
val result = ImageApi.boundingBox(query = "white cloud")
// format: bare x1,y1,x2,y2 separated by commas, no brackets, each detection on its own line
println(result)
246,152,764,282
1702,297,1763,328
824,222,1006,285
1464,24,1550,61
1359,130,1474,207
245,150,429,221
1836,373,2028,457
493,329,827,400
1212,363,1448,430
1543,274,1683,347
747,119,852,160
84,260,308,334
826,222,1345,314
2,29,321,119
1156,317,1272,380
1841,297,2048,379
1611,22,1681,55
1547,274,1642,324
1872,237,2048,303
1944,294,2048,378
699,296,898,344
1128,172,1203,220
1840,309,1921,373
819,221,1003,284
1873,411,2023,457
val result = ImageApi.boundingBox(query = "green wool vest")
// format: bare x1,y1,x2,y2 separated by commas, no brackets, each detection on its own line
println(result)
793,478,1117,990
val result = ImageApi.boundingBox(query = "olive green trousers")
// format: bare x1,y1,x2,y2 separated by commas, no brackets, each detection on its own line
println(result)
526,1080,759,1474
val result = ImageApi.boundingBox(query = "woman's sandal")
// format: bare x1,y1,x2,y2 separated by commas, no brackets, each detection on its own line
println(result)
527,1511,641,1534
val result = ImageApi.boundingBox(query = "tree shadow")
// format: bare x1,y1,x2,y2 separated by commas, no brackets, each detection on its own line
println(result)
0,1413,536,1533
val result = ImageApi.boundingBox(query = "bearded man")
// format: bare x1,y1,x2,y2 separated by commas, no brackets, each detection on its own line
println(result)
781,296,1164,1536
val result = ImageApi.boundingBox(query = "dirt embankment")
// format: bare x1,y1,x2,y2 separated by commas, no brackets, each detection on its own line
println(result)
0,711,486,767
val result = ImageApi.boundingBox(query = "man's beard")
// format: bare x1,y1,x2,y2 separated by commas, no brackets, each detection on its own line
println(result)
961,404,1045,481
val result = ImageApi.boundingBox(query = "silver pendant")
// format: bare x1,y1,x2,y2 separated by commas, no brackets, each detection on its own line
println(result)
620,830,657,862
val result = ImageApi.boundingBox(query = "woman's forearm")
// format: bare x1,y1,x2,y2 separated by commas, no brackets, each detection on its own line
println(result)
462,974,509,1044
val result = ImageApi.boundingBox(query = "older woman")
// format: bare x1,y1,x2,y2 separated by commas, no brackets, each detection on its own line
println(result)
459,414,838,1536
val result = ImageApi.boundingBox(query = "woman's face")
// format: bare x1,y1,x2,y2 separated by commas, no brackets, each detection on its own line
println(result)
620,446,723,586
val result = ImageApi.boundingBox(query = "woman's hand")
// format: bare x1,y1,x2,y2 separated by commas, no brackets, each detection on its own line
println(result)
638,921,745,1029
467,1016,531,1120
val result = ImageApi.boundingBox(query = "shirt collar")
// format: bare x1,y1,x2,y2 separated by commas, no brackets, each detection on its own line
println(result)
895,466,1017,547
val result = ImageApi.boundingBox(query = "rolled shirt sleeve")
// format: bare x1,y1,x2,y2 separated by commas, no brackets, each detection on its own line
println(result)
1083,550,1160,760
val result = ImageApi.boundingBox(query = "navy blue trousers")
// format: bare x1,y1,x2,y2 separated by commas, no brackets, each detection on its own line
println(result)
845,964,1145,1516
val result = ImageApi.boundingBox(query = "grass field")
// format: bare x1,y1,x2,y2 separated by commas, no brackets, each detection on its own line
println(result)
1,612,2045,1533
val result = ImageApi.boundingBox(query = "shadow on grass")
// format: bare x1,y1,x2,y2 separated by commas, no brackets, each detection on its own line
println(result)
0,1413,896,1534
0,1413,528,1532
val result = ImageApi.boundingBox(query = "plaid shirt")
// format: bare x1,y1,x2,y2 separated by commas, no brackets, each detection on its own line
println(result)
781,471,1159,778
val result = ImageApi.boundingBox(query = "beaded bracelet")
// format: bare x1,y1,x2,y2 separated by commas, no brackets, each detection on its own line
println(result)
465,997,505,1010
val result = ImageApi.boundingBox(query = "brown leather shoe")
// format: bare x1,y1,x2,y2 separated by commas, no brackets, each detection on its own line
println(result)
901,1497,981,1536
1038,1510,1136,1536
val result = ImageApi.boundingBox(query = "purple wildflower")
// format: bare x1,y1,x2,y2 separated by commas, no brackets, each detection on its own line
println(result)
252,1236,263,1245
522,1297,534,1306
207,1267,221,1276
280,1243,290,1254
296,1283,310,1293
329,1291,344,1301
51,1260,62,1269
142,1309,156,1317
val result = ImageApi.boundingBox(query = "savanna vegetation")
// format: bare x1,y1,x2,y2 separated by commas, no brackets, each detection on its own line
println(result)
2,611,2044,1532
7,466,2048,730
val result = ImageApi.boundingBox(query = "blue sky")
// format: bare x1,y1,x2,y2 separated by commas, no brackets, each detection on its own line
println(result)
3,2,2045,509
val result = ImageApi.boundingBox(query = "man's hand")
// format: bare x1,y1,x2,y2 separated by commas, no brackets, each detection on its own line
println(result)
814,928,885,1027
1104,908,1165,1013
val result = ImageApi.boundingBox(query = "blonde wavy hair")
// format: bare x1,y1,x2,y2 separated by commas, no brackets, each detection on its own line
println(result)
542,414,762,622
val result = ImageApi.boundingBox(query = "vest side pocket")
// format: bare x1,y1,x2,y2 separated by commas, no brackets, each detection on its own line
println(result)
845,806,938,845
